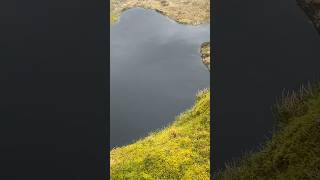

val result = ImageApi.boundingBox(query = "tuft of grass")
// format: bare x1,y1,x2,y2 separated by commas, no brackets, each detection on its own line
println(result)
272,82,320,127
215,82,320,180
110,89,210,179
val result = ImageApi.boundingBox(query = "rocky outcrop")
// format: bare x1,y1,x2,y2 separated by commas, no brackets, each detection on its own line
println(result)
297,0,320,34
200,42,211,71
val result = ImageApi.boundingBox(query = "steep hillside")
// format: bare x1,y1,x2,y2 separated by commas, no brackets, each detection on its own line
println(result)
216,83,320,179
110,89,210,179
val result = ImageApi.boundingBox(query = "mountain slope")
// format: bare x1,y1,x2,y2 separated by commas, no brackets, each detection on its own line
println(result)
110,89,210,179
216,83,320,180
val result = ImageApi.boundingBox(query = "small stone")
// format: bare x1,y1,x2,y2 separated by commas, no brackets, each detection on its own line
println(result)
160,0,169,6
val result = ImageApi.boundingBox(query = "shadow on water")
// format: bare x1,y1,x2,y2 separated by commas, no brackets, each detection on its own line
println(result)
214,0,320,170
110,8,210,148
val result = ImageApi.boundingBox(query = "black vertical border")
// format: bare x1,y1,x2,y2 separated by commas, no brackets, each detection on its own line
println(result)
0,0,109,179
106,0,111,178
211,0,216,176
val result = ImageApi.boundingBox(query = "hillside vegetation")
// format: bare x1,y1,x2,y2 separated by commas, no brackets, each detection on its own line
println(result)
216,83,320,180
110,89,210,179
110,1,211,179
110,0,210,25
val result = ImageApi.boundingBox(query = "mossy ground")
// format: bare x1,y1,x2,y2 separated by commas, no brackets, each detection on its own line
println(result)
216,83,320,180
110,89,210,179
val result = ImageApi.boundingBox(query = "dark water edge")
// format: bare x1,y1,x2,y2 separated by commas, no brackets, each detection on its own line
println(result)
110,8,210,148
213,0,320,170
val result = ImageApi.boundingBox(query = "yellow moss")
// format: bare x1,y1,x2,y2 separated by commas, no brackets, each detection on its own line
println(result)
110,89,210,179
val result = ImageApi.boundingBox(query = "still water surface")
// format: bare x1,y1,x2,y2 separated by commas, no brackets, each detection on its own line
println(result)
110,8,210,148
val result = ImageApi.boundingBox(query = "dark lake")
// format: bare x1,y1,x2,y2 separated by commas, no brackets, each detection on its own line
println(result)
110,8,210,148
214,0,320,170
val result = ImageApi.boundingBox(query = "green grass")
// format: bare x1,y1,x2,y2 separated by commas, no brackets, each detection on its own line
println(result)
216,82,320,180
110,89,210,180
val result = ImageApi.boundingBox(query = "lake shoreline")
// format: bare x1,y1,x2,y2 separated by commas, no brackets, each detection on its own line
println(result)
110,4,211,179
111,89,210,179
110,7,210,148
110,0,211,69
111,0,210,25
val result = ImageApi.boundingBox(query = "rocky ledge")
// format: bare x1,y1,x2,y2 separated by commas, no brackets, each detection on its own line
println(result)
297,0,320,34
200,42,211,71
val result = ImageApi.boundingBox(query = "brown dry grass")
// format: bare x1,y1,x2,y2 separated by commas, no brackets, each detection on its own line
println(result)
111,0,210,25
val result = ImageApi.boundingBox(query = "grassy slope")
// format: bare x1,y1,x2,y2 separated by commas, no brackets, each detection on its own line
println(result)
111,89,210,179
110,1,211,179
216,83,320,180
